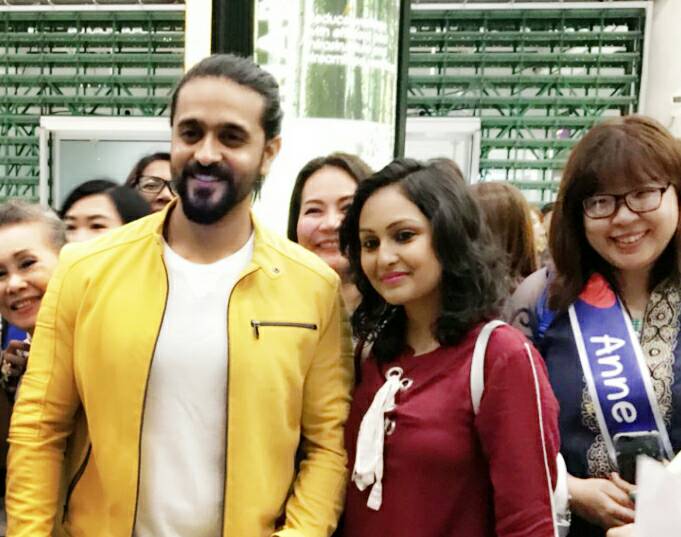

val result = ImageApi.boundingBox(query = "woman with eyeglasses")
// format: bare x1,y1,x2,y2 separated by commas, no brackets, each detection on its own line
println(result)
510,115,681,537
125,152,175,212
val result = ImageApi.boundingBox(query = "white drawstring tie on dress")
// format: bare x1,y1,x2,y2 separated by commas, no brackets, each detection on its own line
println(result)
351,366,404,510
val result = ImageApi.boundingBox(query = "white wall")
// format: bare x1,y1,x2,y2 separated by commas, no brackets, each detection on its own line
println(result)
643,0,681,133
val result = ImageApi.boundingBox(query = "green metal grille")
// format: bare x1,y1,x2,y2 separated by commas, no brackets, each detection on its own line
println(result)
0,9,184,202
408,6,646,199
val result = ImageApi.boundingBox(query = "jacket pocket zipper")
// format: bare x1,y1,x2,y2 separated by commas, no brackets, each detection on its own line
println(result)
62,443,92,522
250,320,318,339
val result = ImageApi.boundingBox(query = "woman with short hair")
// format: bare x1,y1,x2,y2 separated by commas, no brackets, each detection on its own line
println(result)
511,115,681,536
0,200,65,395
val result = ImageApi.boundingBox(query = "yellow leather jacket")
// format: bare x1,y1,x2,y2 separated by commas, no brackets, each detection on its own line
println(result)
6,205,353,537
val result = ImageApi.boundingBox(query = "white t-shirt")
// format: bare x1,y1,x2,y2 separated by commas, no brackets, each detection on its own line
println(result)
134,235,254,537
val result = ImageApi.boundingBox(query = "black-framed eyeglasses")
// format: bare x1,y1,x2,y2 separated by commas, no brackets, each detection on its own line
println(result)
136,176,176,195
582,184,672,219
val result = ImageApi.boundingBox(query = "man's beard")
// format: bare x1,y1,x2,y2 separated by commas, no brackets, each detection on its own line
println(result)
174,161,258,225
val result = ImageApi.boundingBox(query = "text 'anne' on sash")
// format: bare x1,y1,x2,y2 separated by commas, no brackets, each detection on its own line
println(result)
568,274,673,460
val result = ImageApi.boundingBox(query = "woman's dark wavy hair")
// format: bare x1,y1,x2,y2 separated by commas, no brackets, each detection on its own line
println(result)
549,115,681,311
339,158,508,362
287,152,372,242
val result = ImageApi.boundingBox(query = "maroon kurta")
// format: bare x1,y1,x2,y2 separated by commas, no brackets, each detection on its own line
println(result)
342,324,560,537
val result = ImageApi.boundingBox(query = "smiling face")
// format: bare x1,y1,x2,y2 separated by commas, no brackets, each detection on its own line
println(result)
358,184,442,314
296,165,357,273
584,181,679,281
138,159,173,212
171,76,280,225
63,193,124,243
0,222,60,332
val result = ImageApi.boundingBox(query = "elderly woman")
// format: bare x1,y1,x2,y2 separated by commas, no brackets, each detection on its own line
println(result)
0,200,66,396
0,200,66,506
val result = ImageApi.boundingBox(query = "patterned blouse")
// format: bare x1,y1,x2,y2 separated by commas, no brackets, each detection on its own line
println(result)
518,276,681,537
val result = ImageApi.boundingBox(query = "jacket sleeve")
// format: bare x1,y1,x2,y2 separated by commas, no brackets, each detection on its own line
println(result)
6,251,82,536
274,285,354,537
475,326,561,537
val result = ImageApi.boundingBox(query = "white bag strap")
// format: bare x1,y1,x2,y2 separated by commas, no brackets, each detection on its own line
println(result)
470,320,506,415
523,340,564,537
554,453,570,528
470,320,570,537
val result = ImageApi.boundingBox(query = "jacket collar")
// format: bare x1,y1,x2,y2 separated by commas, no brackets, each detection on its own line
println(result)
151,199,283,279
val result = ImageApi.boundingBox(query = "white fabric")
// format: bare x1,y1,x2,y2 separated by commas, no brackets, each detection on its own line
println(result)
470,320,505,414
134,235,254,537
351,367,404,511
635,456,681,536
669,450,681,474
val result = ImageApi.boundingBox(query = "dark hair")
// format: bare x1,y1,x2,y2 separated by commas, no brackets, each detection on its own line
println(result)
60,180,151,224
170,53,283,140
541,201,555,217
549,115,681,311
0,199,66,251
125,152,170,188
106,186,153,223
339,158,507,362
60,179,117,218
470,181,538,284
287,152,373,242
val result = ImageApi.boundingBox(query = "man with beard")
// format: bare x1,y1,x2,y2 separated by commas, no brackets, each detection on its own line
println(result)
6,54,353,537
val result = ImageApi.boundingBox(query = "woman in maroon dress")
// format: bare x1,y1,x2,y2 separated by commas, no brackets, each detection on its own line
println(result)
338,158,561,537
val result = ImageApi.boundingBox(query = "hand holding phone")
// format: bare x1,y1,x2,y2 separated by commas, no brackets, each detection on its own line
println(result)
613,431,664,484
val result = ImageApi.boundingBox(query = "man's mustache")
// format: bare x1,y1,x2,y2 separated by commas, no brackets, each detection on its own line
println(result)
179,162,234,183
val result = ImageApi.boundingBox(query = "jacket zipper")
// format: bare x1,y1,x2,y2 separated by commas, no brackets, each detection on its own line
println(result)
130,258,170,537
250,320,318,339
127,256,259,537
221,269,257,536
62,443,92,522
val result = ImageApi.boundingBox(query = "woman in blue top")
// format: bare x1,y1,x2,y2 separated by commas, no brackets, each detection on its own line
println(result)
511,115,681,536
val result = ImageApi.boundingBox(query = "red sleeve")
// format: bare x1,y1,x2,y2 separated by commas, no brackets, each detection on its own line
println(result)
475,325,561,537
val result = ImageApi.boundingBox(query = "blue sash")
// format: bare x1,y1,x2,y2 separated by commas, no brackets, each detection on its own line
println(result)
568,274,674,463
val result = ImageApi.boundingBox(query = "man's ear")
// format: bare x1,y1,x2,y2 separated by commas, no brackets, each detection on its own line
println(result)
259,135,282,177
